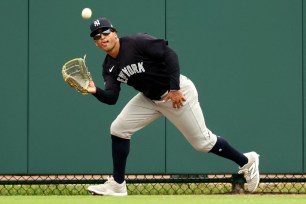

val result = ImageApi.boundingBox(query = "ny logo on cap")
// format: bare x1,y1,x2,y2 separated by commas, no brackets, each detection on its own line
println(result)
94,20,100,27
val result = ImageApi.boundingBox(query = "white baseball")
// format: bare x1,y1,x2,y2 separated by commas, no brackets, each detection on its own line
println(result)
81,8,92,20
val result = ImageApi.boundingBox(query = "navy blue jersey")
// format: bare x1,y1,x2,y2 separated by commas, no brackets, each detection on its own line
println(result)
93,33,180,104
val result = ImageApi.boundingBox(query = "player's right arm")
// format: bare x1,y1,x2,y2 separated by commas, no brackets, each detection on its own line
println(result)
88,75,121,105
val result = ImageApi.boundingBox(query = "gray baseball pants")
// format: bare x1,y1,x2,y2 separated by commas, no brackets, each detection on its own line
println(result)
110,75,217,153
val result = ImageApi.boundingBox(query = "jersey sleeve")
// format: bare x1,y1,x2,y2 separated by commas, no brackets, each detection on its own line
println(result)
135,34,181,90
164,46,180,90
92,64,121,105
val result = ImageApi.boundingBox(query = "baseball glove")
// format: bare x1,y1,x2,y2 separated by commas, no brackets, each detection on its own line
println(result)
62,55,92,95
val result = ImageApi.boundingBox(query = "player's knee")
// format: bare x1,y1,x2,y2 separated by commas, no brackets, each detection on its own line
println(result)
192,143,211,153
110,118,131,139
189,131,217,153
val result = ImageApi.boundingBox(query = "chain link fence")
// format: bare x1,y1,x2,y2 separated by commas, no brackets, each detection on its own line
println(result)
0,174,305,195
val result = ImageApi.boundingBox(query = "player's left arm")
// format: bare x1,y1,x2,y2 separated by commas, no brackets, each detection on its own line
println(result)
163,46,186,108
164,90,186,109
163,46,180,90
135,34,185,108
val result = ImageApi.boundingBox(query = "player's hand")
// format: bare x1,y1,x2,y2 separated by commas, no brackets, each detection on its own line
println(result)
164,90,186,109
87,81,97,94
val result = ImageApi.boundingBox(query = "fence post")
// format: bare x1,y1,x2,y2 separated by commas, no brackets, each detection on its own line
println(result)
231,174,245,194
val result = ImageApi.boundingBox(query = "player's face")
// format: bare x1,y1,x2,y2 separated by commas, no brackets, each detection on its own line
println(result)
94,29,119,57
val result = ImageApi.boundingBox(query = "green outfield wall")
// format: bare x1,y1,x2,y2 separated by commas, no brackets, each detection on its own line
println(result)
0,0,304,174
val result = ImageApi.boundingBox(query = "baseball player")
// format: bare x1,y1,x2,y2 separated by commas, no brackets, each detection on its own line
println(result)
86,17,260,196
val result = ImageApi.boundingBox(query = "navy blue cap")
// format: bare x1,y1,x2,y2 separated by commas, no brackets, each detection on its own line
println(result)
90,17,116,37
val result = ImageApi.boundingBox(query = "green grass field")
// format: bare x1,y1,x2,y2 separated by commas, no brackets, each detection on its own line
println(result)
0,195,305,204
